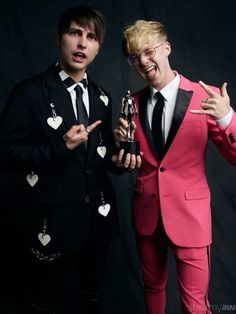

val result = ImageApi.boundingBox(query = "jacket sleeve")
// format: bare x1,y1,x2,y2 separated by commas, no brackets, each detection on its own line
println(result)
208,111,236,165
0,81,71,171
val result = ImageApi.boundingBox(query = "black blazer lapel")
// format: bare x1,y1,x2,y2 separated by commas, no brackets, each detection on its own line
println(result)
139,90,159,158
44,65,77,130
86,81,104,162
164,88,193,154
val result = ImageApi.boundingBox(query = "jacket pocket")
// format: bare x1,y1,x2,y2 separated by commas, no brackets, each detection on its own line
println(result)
184,188,209,200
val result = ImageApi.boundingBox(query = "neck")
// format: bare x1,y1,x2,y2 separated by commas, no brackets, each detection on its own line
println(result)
152,69,175,91
58,61,86,82
69,72,86,83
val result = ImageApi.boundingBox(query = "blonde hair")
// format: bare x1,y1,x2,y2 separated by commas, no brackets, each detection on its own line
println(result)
123,20,167,55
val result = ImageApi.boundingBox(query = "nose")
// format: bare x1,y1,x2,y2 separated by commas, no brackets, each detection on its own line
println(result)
139,54,149,65
77,34,87,48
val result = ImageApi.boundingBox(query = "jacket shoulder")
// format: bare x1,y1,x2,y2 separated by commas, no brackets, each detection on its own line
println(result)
131,86,149,104
179,75,219,94
11,68,49,95
89,79,111,99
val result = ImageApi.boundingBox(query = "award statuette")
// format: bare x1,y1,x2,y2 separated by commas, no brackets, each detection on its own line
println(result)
119,90,140,157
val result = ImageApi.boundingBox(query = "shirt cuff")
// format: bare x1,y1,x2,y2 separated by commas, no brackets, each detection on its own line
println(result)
216,107,233,130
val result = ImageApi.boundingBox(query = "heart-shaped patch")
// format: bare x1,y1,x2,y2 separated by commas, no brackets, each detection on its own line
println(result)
47,116,62,130
98,204,110,217
26,173,39,187
100,95,109,106
97,146,106,158
38,233,51,246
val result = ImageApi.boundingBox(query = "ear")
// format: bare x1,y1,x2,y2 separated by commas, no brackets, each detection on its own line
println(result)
164,42,171,57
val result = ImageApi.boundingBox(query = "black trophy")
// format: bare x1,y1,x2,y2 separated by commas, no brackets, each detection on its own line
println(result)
120,90,140,157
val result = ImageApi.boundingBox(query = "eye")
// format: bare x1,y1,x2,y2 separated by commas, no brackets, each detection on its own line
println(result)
130,55,139,63
87,33,98,41
144,48,154,57
68,29,82,36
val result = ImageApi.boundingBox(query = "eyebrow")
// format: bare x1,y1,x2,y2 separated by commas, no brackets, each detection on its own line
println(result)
68,27,97,36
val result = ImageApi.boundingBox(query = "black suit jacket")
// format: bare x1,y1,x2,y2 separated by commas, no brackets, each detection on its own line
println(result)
0,65,119,251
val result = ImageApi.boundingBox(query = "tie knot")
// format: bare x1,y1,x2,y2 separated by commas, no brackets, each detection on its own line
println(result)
74,85,83,96
74,80,87,91
155,92,164,109
155,91,164,101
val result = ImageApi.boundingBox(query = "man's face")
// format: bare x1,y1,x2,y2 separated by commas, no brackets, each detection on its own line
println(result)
58,21,100,79
130,41,171,89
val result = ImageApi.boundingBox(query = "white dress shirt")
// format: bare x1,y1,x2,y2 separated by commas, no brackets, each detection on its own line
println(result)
59,71,90,120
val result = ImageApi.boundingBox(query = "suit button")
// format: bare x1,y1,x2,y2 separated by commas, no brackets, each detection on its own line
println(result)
229,133,235,143
160,167,165,172
84,196,90,203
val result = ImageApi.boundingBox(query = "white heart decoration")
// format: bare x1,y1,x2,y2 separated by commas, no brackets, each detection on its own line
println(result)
47,116,62,130
38,233,51,246
98,204,110,217
26,173,39,187
97,146,106,158
100,95,109,106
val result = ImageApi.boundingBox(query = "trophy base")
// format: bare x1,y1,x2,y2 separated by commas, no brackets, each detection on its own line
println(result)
120,140,140,158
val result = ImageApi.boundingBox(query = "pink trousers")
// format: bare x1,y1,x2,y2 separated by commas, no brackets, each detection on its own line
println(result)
137,222,212,314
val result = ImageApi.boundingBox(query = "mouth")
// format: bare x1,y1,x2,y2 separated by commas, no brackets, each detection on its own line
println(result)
144,65,157,74
72,51,87,62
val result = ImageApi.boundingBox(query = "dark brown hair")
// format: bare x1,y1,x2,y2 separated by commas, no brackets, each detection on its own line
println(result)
58,5,105,45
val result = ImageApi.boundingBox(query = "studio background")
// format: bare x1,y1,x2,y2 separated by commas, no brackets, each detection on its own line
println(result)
1,0,236,313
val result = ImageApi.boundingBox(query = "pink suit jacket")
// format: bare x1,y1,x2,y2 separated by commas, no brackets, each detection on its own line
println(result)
132,75,236,247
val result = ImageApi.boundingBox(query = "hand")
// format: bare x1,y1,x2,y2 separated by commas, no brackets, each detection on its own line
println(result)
63,120,102,150
111,149,143,170
113,117,137,143
190,81,230,120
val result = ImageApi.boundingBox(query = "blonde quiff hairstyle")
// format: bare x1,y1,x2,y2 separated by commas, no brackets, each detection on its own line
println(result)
123,20,167,55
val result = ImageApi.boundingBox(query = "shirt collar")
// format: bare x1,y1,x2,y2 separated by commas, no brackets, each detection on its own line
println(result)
55,63,88,92
149,71,180,103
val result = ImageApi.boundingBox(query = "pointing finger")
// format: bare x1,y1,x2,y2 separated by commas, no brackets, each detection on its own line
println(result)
86,120,102,133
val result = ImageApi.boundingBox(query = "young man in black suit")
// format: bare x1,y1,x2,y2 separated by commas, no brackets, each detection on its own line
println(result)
0,6,119,314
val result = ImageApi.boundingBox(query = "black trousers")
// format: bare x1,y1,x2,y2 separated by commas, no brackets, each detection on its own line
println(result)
2,220,110,314
28,230,109,314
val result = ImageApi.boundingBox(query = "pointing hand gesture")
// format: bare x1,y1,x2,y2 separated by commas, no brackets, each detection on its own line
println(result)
64,120,102,150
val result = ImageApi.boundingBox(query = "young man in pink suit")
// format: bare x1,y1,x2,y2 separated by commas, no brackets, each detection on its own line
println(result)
113,20,236,313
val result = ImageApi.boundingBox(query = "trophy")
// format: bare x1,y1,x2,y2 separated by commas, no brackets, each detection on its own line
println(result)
119,90,140,157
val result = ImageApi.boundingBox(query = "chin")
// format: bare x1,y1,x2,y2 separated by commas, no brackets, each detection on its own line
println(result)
70,63,86,72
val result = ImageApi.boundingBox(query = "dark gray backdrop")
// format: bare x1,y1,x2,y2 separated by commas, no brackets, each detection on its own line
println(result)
1,0,236,313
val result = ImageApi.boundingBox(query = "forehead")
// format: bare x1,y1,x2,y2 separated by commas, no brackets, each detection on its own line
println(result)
129,34,159,54
132,40,156,55
69,21,95,33
141,42,156,49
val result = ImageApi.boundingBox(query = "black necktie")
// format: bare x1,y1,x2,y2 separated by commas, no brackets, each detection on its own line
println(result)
74,85,89,149
74,85,88,126
151,92,165,159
